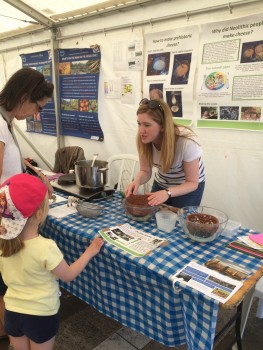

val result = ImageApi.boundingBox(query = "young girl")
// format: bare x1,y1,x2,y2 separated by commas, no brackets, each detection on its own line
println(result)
125,98,205,208
0,173,104,350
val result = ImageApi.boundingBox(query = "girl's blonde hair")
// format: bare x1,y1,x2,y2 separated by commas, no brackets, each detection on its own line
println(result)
136,99,196,173
0,194,49,257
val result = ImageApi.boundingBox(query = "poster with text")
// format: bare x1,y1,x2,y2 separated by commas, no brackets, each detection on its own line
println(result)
113,38,143,71
196,14,263,131
59,47,104,141
21,51,56,136
121,76,135,104
104,79,121,99
144,26,199,125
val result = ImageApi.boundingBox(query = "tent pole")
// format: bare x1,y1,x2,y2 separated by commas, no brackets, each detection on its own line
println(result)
50,27,64,150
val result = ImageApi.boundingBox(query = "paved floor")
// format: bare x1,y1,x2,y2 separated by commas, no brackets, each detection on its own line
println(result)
1,288,262,349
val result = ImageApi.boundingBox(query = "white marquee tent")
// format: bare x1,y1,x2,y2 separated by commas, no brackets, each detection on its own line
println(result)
0,0,262,231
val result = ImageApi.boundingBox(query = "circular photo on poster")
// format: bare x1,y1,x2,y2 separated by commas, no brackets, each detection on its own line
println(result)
205,72,227,90
147,52,170,76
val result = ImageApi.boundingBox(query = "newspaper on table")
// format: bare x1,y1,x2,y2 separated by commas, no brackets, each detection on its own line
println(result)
99,223,168,257
172,261,243,304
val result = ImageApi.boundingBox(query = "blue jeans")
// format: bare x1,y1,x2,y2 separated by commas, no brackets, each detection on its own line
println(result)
151,181,205,208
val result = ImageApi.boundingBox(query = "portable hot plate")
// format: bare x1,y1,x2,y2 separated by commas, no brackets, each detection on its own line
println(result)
50,174,115,201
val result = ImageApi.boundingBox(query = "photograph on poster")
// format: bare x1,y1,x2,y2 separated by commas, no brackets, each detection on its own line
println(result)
205,71,229,91
149,83,163,99
59,62,71,75
128,42,135,51
201,106,218,119
26,117,43,133
72,60,87,74
36,64,51,76
170,53,192,85
33,113,41,121
146,52,170,76
220,106,239,120
61,98,79,111
240,40,263,63
78,99,98,113
75,60,100,74
166,91,183,117
241,107,261,121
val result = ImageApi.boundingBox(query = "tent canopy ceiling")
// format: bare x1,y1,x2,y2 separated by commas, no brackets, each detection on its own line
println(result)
0,0,159,39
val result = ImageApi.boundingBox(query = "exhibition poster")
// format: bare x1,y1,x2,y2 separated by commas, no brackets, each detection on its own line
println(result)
21,50,56,136
144,26,200,126
196,14,263,131
58,46,104,141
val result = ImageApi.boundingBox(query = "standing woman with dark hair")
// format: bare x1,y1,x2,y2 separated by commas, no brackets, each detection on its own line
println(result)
125,98,205,208
0,67,54,183
0,67,54,347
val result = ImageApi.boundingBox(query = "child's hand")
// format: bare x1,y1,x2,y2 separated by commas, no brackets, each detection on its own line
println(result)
87,237,104,257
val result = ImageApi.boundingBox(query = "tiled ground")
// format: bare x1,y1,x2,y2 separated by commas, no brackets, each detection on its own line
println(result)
1,288,263,350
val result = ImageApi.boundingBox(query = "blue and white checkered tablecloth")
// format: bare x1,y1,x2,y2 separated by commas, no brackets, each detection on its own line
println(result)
41,192,262,350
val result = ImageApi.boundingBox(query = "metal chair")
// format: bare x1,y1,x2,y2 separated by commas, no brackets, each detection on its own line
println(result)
241,276,263,337
106,154,142,193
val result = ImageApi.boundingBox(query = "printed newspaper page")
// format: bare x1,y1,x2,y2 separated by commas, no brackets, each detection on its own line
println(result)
99,223,168,257
172,261,243,303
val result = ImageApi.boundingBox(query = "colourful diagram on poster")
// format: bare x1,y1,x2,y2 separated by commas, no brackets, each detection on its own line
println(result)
205,72,227,90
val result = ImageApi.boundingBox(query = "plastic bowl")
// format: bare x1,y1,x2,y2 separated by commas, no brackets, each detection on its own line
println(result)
76,202,102,218
178,206,228,242
124,194,159,222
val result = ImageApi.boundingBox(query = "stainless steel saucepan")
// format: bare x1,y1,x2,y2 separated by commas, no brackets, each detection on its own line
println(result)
75,159,108,189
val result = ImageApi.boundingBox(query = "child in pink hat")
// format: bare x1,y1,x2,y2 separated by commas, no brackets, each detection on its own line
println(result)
0,173,104,350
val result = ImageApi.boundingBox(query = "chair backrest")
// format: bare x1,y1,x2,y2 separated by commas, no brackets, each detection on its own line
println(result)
53,146,85,174
106,154,142,193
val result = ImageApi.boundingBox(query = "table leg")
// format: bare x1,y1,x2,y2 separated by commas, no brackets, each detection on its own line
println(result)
235,302,243,350
214,302,243,350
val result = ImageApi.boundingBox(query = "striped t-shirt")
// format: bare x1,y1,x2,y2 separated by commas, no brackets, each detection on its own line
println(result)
153,128,205,188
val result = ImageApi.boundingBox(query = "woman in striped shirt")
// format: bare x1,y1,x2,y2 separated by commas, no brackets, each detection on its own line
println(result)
125,98,205,208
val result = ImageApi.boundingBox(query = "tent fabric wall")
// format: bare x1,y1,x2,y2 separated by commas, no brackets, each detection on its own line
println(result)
0,0,262,232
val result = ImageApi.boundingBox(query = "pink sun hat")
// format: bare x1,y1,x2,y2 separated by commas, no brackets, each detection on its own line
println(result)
0,173,47,240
